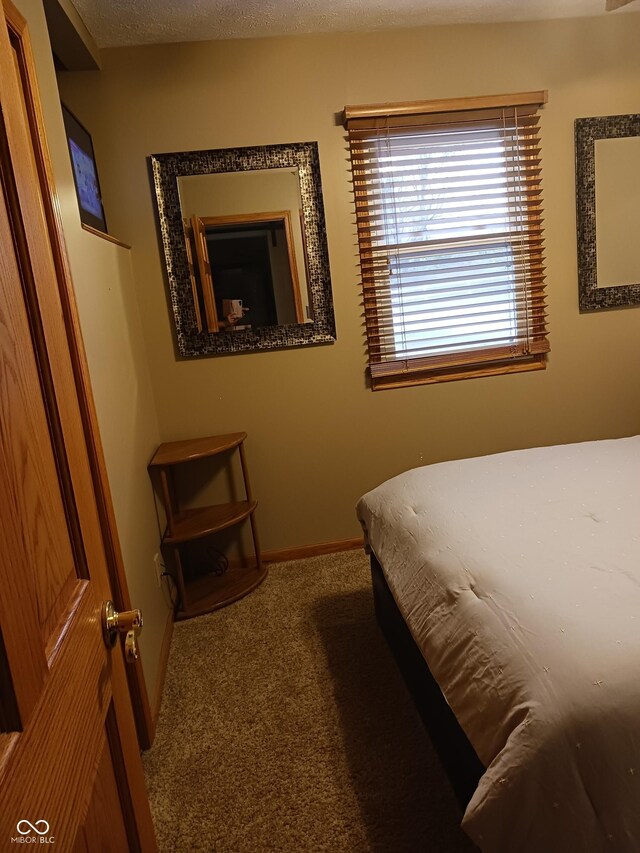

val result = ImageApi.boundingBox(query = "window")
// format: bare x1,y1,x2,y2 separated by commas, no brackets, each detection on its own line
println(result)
344,92,549,389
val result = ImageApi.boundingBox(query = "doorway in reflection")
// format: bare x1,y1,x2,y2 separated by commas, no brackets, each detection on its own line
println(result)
202,212,307,330
208,226,279,329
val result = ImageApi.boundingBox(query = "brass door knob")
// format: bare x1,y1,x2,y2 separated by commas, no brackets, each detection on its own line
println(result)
101,601,143,663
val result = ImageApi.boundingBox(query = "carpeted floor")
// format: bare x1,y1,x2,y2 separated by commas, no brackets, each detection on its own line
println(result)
143,550,477,852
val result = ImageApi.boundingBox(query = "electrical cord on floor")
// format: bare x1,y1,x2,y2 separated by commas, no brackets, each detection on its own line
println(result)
160,568,178,609
158,547,229,610
206,546,229,576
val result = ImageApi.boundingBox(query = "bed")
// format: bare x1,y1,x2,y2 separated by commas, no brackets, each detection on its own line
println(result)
356,436,640,853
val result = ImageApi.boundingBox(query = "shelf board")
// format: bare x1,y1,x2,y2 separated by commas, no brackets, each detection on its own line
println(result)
149,432,247,468
164,500,257,544
176,562,268,620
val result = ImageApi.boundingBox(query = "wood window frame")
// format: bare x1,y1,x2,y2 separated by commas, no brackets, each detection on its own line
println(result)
344,91,549,390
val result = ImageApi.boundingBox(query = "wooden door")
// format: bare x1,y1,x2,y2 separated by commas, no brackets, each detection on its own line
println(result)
0,4,156,851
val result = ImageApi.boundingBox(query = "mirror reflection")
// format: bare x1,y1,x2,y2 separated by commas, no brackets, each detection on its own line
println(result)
595,137,640,289
178,169,313,332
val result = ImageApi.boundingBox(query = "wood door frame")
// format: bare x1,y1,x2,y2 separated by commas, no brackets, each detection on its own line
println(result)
191,213,220,332
3,0,155,751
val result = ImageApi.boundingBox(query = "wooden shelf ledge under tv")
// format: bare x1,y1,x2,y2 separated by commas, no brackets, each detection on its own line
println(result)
148,432,265,621
81,223,131,250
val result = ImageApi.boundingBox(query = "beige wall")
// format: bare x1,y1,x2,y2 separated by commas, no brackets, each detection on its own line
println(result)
58,14,640,552
15,0,170,699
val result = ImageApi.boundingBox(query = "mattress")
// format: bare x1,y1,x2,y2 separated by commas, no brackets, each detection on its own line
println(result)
356,436,640,853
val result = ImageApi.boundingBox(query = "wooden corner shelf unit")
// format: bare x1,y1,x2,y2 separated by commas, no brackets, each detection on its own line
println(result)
148,432,266,620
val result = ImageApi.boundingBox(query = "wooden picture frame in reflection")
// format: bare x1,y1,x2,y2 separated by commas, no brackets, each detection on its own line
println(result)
196,211,306,330
61,103,107,234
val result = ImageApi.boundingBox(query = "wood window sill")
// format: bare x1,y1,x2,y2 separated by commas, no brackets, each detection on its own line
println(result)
371,355,546,390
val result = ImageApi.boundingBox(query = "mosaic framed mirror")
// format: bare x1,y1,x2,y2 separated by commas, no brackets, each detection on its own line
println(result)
575,114,640,312
151,141,336,356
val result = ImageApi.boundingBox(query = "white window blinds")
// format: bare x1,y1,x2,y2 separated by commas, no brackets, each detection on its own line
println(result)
344,92,549,389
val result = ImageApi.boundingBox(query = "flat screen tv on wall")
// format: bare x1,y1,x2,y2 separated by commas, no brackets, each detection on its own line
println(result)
61,103,107,234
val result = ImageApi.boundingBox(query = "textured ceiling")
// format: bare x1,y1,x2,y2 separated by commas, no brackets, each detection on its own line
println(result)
70,0,638,48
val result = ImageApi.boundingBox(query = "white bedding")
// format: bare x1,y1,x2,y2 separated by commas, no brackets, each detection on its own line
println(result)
356,436,640,853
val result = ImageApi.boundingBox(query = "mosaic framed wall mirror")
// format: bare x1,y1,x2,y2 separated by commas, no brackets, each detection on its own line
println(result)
151,141,336,356
575,114,640,312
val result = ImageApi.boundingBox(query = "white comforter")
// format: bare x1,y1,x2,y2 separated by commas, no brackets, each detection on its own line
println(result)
356,436,640,853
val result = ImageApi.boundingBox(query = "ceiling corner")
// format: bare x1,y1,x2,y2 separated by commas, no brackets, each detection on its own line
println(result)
43,0,101,71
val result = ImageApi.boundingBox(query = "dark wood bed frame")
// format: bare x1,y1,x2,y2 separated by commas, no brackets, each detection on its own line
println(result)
370,553,484,809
